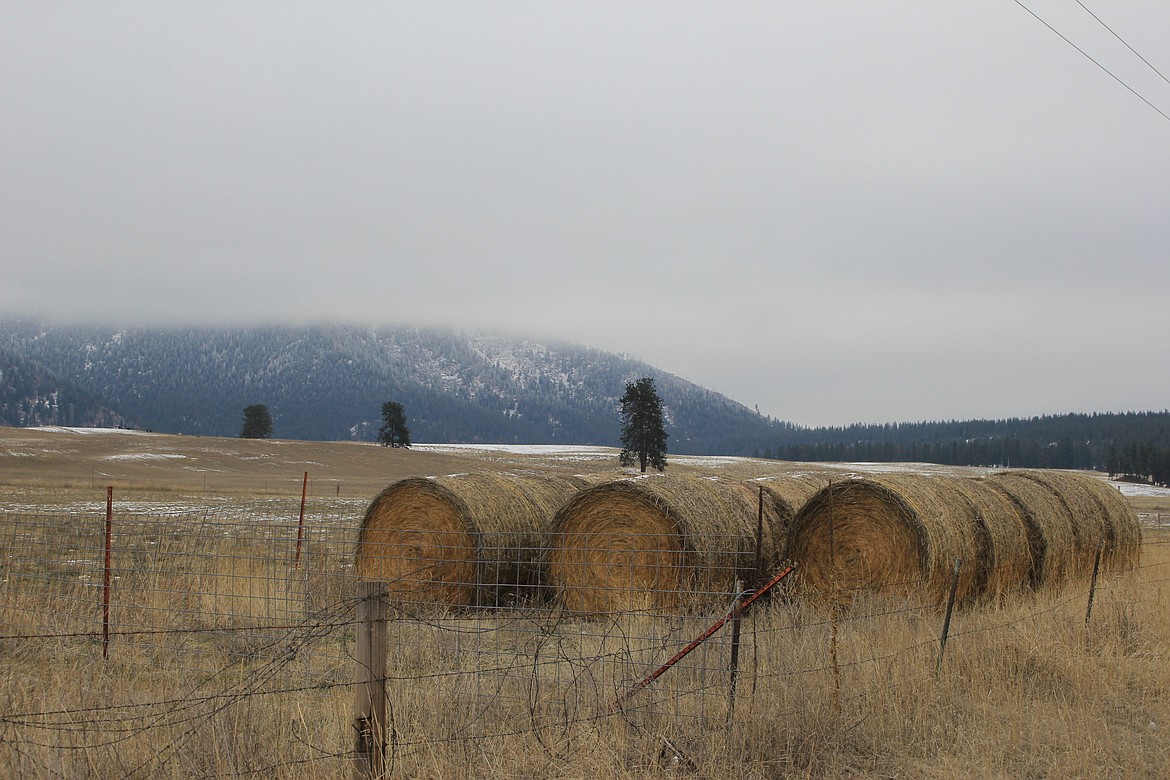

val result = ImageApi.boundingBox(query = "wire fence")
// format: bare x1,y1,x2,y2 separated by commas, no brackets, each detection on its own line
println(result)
2,495,1168,779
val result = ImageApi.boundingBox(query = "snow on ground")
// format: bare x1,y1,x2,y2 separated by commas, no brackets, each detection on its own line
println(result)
104,453,187,461
416,445,995,473
416,444,784,470
0,495,368,521
415,443,617,461
1113,481,1170,498
35,426,157,436
667,455,755,468
815,461,992,477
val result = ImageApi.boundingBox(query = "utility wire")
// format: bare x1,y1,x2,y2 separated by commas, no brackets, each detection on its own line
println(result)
1012,0,1170,123
1075,0,1170,87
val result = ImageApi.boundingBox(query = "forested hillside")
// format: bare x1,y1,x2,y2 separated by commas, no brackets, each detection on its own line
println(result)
758,412,1170,485
0,321,783,454
3,321,1166,478
0,348,126,428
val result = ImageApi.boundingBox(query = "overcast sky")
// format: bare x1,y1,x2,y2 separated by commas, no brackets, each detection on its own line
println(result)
2,2,1167,428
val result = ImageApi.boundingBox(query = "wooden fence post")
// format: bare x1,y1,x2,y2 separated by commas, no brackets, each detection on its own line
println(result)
754,486,764,584
353,581,388,780
727,579,745,727
827,480,840,702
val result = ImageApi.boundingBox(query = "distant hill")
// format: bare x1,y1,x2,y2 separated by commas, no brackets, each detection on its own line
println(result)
4,321,1165,478
0,346,126,428
0,321,788,455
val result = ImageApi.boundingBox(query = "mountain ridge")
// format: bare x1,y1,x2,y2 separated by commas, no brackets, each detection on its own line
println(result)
5,321,1166,477
0,321,787,454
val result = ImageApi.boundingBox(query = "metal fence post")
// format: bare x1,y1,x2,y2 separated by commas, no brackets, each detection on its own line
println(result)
295,471,308,567
936,558,962,673
1084,546,1103,629
103,486,113,661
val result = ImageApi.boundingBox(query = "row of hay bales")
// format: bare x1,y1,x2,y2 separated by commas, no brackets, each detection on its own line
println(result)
354,469,1141,612
789,470,1141,605
355,472,825,611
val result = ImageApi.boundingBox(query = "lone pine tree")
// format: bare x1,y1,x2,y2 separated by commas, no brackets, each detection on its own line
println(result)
376,401,411,448
619,377,668,473
239,404,273,439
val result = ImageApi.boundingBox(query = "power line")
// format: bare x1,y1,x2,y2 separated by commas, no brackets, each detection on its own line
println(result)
1075,0,1170,87
1012,0,1170,124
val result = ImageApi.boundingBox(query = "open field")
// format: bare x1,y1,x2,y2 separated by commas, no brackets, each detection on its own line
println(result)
2,426,1169,778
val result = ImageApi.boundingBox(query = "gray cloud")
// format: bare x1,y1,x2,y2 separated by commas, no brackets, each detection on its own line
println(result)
2,1,1168,426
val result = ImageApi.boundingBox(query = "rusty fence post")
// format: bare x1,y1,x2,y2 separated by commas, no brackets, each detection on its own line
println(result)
295,471,308,567
103,486,113,661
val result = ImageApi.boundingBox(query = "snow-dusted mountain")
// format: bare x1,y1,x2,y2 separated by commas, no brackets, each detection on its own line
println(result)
0,321,788,454
0,346,127,429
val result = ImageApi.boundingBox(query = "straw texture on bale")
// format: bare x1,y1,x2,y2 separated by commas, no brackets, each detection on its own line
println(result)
945,477,1034,598
355,473,584,607
751,475,831,571
987,470,1140,580
1081,475,1142,570
546,474,793,613
787,475,985,605
984,471,1079,587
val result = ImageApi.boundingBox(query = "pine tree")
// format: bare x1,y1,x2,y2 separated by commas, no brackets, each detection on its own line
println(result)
377,401,411,448
239,404,273,439
619,377,668,473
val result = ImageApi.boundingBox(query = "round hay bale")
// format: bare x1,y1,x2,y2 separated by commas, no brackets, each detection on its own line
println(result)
945,477,1034,598
787,475,984,605
990,470,1139,576
1083,477,1142,571
355,473,585,607
750,475,831,571
984,471,1083,587
545,474,787,613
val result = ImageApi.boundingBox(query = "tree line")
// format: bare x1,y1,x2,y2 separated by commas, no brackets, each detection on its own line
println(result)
237,378,666,472
757,411,1170,486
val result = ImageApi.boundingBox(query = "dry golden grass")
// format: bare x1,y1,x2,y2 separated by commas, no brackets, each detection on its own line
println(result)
2,427,1169,778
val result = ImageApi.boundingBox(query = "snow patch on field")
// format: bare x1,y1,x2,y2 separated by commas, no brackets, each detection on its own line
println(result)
36,426,156,436
818,461,992,477
668,455,752,468
1114,481,1170,498
416,444,763,468
104,453,187,461
416,443,615,461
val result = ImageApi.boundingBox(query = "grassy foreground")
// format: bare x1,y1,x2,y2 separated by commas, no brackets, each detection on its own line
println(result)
2,427,1168,778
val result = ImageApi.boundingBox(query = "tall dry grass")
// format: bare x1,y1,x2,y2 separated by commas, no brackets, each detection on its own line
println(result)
3,466,1169,779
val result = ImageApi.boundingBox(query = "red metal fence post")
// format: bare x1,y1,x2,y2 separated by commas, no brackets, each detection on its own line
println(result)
295,471,308,567
103,486,113,660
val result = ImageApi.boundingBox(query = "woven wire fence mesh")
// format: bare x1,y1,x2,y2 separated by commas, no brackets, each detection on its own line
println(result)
2,497,1168,778
0,497,784,778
